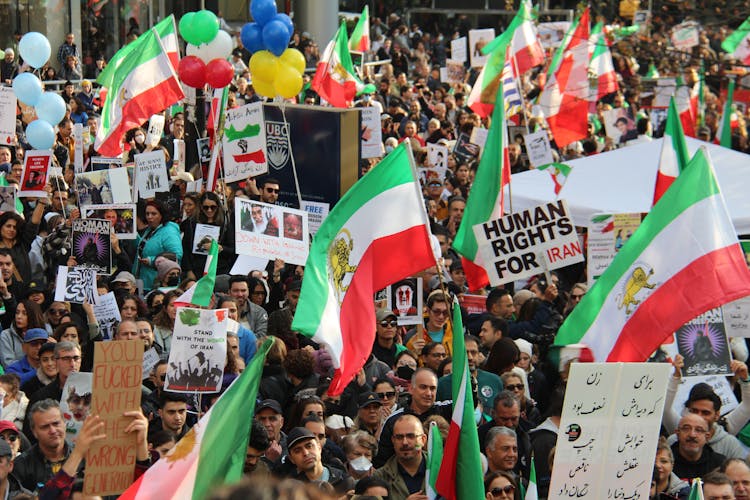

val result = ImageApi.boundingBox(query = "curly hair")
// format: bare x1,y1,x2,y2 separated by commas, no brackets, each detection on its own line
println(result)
283,349,315,379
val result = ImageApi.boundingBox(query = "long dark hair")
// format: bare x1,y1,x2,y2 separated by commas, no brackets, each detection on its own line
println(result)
16,300,45,332
197,191,226,228
0,212,24,245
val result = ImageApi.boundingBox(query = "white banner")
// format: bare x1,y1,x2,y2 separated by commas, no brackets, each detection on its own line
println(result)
360,107,383,159
0,87,16,146
235,198,309,265
135,150,169,199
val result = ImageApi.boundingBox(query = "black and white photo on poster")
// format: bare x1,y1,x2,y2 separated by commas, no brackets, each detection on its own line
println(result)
55,266,98,305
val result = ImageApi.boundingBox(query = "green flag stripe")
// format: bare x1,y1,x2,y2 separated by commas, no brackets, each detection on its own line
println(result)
722,18,750,53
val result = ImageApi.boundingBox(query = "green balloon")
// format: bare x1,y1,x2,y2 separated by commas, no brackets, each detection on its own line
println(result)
179,12,200,45
193,10,220,44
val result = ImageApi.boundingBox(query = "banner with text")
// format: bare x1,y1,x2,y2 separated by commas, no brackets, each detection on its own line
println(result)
235,198,309,265
222,101,268,182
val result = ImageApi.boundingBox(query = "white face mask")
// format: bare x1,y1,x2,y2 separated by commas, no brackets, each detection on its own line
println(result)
134,134,145,144
349,455,372,472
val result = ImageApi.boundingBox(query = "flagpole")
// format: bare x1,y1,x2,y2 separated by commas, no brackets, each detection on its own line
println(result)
279,101,304,208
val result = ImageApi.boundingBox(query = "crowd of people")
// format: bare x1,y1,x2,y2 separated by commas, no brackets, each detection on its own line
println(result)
0,2,746,499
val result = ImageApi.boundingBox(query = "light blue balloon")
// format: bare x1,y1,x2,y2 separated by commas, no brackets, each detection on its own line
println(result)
26,120,55,150
18,32,51,69
35,92,66,125
12,73,43,106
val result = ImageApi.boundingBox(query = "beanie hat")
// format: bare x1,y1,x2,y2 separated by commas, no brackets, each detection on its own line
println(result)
154,256,180,281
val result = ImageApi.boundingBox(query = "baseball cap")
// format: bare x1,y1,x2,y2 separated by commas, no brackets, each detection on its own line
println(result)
287,427,316,450
112,271,136,285
357,392,382,409
256,399,282,414
24,328,49,343
0,421,19,435
375,308,397,322
25,281,46,298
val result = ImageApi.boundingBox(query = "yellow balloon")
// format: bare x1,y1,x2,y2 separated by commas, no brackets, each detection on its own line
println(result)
274,65,303,99
252,78,276,98
280,48,306,75
249,50,279,84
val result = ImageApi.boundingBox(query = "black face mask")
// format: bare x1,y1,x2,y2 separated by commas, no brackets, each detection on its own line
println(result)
396,365,415,380
325,401,343,416
166,275,180,286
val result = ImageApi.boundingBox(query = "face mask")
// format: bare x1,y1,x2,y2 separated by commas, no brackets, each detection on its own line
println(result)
385,145,394,153
349,455,372,472
134,134,145,144
363,95,371,102
396,365,415,380
166,274,180,286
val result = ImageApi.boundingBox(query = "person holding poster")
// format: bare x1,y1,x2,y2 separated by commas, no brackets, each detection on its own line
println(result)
0,190,49,283
181,192,236,279
133,201,182,292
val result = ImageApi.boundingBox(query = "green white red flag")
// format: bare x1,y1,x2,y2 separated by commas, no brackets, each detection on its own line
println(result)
653,98,690,205
95,28,184,156
525,456,539,499
435,299,484,500
426,421,444,500
554,146,750,362
674,77,697,137
721,17,750,64
119,337,273,500
291,142,436,395
716,78,737,147
537,162,571,195
348,6,370,52
175,239,218,307
588,22,618,102
312,21,364,108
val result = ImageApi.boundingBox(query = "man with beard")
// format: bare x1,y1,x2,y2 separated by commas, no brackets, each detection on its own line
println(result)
672,413,726,480
373,414,428,499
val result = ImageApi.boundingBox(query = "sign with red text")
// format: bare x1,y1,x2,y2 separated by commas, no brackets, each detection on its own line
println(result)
19,150,52,197
234,198,309,265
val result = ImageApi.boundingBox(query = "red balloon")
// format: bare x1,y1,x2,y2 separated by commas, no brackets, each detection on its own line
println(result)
205,58,234,89
178,55,206,88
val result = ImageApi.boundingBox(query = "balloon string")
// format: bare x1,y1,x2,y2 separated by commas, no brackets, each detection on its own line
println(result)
279,101,303,209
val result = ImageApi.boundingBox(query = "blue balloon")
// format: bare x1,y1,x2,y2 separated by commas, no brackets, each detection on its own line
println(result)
251,0,277,26
12,73,43,106
275,13,294,38
241,23,265,54
26,120,55,150
263,20,290,57
34,92,66,126
18,32,51,69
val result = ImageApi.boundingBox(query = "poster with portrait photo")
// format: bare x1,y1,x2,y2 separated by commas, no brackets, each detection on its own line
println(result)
235,198,309,265
197,137,211,163
76,169,131,205
427,143,449,170
385,277,423,326
445,59,466,84
19,150,52,197
60,372,92,445
468,28,495,68
603,108,637,145
54,266,98,305
83,204,136,240
72,218,111,274
0,186,17,214
676,307,732,376
193,223,221,255
90,157,123,172
453,132,480,162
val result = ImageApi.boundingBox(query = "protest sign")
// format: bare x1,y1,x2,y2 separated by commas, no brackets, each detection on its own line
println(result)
451,37,467,63
93,292,122,340
73,124,83,172
426,143,449,169
724,296,750,338
19,150,52,197
676,307,732,376
145,114,165,148
229,254,269,275
469,127,488,154
83,204,136,240
72,218,112,274
0,87,15,145
524,130,555,167
473,200,583,286
301,200,329,236
142,348,160,380
549,362,670,500
653,78,677,108
671,21,700,50
587,213,642,286
165,308,228,393
235,198,310,265
197,137,211,163
0,186,16,214
468,29,495,68
60,372,92,445
84,340,143,496
453,132,480,162
55,266,98,304
360,107,383,159
386,278,423,326
538,22,571,48
603,108,637,145
671,374,739,417
172,139,186,174
91,157,123,171
445,59,466,84
192,223,221,255
135,150,169,199
459,294,487,315
77,167,132,204
222,101,268,182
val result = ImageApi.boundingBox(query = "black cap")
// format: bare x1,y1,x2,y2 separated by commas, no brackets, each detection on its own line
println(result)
357,392,383,409
685,382,721,411
25,281,46,298
256,399,282,414
287,427,316,450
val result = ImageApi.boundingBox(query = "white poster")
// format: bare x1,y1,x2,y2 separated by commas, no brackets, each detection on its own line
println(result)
427,143,449,169
468,29,495,68
385,277,423,326
165,308,228,393
586,213,642,286
135,150,169,199
235,198,309,266
92,291,121,340
76,168,132,205
360,107,383,159
229,254,269,275
73,124,83,172
537,22,571,49
192,223,221,255
0,87,16,146
55,266,98,305
470,127,489,154
173,139,186,174
549,362,670,500
473,200,583,286
451,36,467,63
524,130,554,167
724,296,750,338
671,21,700,50
301,200,330,236
671,374,739,417
142,348,161,380
222,101,268,182
146,114,165,148
60,372,92,445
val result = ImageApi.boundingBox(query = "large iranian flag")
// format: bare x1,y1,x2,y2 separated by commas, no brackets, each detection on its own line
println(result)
312,21,364,108
721,17,750,64
95,28,184,157
119,338,273,500
653,98,690,205
555,146,750,362
588,22,618,102
292,142,436,395
348,5,370,52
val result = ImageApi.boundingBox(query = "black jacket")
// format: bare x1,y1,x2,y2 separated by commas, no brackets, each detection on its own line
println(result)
13,443,73,491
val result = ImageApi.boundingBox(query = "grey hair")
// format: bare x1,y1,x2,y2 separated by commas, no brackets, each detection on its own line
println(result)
29,399,62,430
54,341,81,355
485,426,517,451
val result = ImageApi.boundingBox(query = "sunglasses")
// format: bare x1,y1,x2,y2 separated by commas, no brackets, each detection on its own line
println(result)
430,309,449,317
490,485,515,497
202,205,218,211
506,384,524,391
264,187,279,193
376,391,396,399
379,320,398,328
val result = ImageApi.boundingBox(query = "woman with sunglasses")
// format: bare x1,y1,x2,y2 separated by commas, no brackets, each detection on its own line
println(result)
373,378,398,420
133,200,183,292
181,192,236,280
485,470,519,499
44,302,71,332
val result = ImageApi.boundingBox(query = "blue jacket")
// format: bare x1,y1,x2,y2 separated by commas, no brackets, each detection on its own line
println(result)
133,222,183,291
236,324,257,364
7,356,36,385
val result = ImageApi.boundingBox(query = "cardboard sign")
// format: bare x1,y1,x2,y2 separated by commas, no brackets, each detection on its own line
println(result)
55,266,98,304
550,362,670,500
72,218,112,274
235,198,310,265
0,87,16,146
587,213,642,286
676,307,732,376
82,204,137,240
385,277,423,326
135,150,169,199
360,107,383,159
84,340,143,495
165,308,228,393
473,200,583,286
468,29,495,68
524,130,554,168
92,292,122,340
724,296,750,338
222,101,268,182
301,200,329,236
450,37,467,63
145,114,165,148
60,372,92,445
19,150,52,197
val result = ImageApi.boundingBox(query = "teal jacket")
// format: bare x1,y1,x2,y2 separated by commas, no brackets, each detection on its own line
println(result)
133,222,183,291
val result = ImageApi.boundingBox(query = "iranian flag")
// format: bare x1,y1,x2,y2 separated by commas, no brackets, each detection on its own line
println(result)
291,142,436,395
525,456,539,499
426,421,444,500
675,77,697,137
348,5,370,52
537,162,571,195
175,239,218,307
95,28,184,157
510,0,545,74
688,477,705,500
454,83,510,291
119,337,273,500
653,98,690,205
716,78,737,147
312,21,364,108
435,299,484,500
721,17,750,64
554,146,750,362
539,8,590,147
588,22,618,102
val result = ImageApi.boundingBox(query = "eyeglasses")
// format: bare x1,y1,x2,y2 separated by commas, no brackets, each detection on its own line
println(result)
376,391,396,399
56,355,81,363
393,433,423,441
202,204,218,211
489,485,515,497
264,187,279,193
506,384,524,391
1,434,17,442
48,309,67,315
430,308,449,317
379,320,398,328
